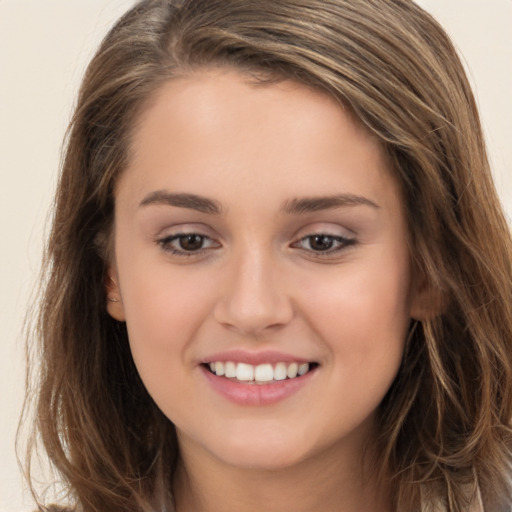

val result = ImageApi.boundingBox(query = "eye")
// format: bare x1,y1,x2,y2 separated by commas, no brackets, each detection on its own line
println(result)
157,232,220,256
292,234,355,255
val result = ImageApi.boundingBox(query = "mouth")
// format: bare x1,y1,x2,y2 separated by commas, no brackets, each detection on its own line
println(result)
203,361,319,384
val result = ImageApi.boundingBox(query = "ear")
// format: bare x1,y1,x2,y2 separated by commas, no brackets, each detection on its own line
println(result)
409,273,444,321
105,267,126,322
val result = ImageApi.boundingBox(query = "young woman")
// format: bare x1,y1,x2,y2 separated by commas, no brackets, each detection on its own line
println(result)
23,1,512,511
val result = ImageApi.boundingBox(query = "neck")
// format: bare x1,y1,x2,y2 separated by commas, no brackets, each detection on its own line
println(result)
172,436,391,512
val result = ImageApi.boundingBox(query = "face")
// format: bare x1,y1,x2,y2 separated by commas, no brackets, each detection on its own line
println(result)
108,68,423,472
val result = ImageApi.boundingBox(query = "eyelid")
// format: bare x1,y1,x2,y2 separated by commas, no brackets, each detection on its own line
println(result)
290,231,357,258
155,229,222,257
153,224,357,259
291,221,356,239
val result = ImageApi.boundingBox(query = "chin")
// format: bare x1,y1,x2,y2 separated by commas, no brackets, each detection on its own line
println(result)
211,444,310,472
198,423,321,472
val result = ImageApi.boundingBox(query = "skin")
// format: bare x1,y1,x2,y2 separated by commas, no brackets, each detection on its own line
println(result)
107,68,428,512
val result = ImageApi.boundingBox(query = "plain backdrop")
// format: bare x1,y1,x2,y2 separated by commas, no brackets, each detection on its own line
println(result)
1,1,511,510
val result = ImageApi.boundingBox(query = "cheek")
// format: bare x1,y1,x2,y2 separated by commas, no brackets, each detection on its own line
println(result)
298,251,411,379
115,252,218,382
304,268,410,423
118,272,215,418
303,260,410,336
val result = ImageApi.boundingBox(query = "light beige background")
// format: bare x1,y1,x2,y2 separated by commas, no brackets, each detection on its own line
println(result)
1,1,511,510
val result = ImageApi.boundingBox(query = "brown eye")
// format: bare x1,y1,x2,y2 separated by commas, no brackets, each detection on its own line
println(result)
292,233,356,256
308,235,336,251
157,232,220,256
178,234,205,251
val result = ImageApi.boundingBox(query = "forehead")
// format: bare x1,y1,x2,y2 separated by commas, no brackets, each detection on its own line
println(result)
120,67,398,213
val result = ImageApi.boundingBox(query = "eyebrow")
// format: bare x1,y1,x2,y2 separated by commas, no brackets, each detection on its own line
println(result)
139,191,379,215
139,191,223,214
282,194,379,214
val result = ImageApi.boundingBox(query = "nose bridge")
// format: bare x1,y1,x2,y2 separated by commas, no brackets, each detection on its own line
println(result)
214,241,293,335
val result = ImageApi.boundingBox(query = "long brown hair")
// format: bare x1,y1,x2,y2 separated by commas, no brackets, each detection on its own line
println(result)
22,1,512,510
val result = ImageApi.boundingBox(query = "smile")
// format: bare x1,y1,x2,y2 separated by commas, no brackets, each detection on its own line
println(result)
201,358,318,406
207,361,315,383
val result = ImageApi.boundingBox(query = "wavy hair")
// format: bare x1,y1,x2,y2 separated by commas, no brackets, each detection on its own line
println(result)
22,1,512,510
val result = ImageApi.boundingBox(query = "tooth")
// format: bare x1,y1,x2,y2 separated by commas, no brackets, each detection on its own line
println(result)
274,362,287,381
255,364,274,382
287,362,298,379
225,361,236,378
212,361,310,381
298,363,309,376
236,362,254,381
214,361,225,376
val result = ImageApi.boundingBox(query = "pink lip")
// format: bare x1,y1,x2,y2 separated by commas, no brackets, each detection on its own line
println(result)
200,364,316,406
201,349,312,365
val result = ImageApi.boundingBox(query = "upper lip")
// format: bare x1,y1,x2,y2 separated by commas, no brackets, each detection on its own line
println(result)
200,349,314,366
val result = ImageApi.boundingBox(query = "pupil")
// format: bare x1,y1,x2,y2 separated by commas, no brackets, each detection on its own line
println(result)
310,235,333,251
180,235,203,251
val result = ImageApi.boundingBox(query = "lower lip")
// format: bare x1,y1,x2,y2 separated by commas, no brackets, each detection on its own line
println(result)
200,366,315,406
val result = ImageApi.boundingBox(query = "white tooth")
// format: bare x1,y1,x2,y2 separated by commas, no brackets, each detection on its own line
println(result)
274,362,287,381
287,362,298,379
255,364,274,382
236,362,255,381
209,362,215,372
225,361,236,378
214,361,225,376
298,363,309,376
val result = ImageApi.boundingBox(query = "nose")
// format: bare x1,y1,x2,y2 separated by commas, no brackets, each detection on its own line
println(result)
213,247,294,336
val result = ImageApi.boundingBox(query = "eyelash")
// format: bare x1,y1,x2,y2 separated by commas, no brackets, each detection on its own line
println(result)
291,234,356,257
156,232,356,258
157,233,219,256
